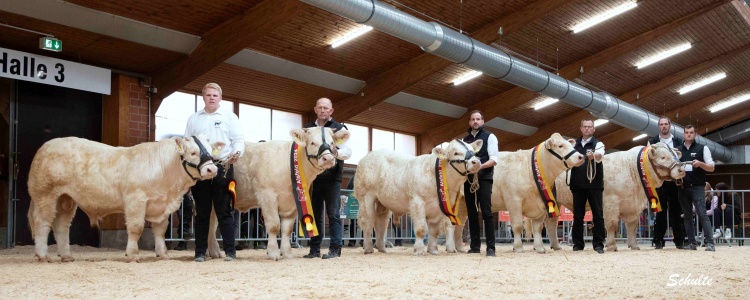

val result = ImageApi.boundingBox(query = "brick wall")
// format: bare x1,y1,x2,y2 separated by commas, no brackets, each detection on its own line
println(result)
127,81,151,146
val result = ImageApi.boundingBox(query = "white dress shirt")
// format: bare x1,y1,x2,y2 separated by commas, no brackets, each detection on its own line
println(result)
470,130,499,164
185,108,244,160
581,137,605,163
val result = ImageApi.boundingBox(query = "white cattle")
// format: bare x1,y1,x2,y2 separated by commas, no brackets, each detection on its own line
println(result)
453,133,585,253
548,142,685,251
207,127,350,260
27,136,222,262
354,139,483,256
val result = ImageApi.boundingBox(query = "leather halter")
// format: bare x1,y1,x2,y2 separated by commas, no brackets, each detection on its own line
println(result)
305,128,334,169
648,144,685,181
448,139,477,176
181,136,215,180
546,147,578,169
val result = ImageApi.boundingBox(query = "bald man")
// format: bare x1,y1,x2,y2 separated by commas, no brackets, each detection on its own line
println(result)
303,98,351,259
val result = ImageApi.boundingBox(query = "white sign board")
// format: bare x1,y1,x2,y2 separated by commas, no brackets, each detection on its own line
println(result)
0,47,111,95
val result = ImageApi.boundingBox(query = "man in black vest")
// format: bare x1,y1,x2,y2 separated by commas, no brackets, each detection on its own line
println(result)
462,110,498,257
303,98,351,259
648,117,686,249
570,119,606,254
676,125,716,251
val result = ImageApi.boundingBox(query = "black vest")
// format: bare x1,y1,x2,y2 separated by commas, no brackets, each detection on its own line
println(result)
677,142,706,186
463,126,494,180
648,135,682,149
303,119,347,181
570,136,604,189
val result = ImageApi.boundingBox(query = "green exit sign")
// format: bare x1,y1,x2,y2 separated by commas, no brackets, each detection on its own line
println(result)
39,37,62,52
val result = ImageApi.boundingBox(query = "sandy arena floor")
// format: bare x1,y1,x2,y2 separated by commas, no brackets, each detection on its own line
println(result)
0,243,747,299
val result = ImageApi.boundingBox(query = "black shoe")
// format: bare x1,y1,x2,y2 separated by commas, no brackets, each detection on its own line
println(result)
705,244,715,252
347,241,356,247
174,241,188,251
194,253,206,262
654,240,664,249
467,249,481,254
595,247,604,254
303,252,321,259
235,241,250,251
254,242,267,250
682,244,697,250
224,253,236,261
486,249,496,257
394,241,403,247
572,246,584,251
322,248,341,259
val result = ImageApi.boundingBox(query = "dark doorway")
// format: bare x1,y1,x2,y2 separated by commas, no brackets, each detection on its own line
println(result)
14,80,102,247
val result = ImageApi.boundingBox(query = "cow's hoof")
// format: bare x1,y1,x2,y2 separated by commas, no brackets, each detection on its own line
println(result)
535,248,546,254
513,248,524,253
126,256,140,263
364,248,374,254
429,249,439,255
34,255,50,263
267,253,281,261
551,245,562,251
157,254,170,260
606,246,617,252
208,251,222,259
630,246,640,250
445,248,457,254
413,247,426,256
60,255,75,262
376,247,387,253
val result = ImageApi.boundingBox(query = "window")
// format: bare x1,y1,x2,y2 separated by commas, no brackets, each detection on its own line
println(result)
239,104,271,142
346,124,370,165
372,129,395,151
394,133,416,156
271,110,302,141
155,92,196,141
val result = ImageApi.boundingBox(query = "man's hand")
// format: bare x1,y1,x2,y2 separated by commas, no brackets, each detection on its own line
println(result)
721,203,727,210
692,159,702,169
332,146,339,158
226,151,240,165
586,150,595,160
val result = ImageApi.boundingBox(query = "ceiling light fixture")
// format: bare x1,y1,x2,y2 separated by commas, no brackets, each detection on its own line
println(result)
632,134,647,141
710,94,750,113
678,73,727,95
572,2,638,33
594,119,609,127
453,70,483,86
331,25,373,48
636,43,692,69
533,98,559,110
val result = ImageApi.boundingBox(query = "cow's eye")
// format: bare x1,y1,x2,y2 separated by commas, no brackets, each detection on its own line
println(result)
191,151,197,156
454,152,459,156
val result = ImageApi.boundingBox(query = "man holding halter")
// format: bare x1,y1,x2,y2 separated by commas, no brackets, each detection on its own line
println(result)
569,119,606,254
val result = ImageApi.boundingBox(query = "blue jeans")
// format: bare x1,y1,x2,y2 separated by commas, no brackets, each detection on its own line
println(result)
308,178,343,252
679,186,713,245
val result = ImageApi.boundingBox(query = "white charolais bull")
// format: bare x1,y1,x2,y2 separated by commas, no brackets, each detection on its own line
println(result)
354,139,483,256
549,142,685,251
207,127,350,260
454,133,585,253
27,136,222,262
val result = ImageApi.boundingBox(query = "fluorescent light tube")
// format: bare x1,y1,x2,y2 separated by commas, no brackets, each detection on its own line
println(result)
594,119,609,127
533,98,559,110
678,73,726,95
632,134,647,141
331,26,373,48
637,43,692,69
710,94,750,113
573,2,638,33
453,71,483,86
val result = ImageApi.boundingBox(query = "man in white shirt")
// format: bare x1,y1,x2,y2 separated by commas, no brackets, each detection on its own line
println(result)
647,117,686,249
676,125,715,251
185,83,245,262
570,119,606,254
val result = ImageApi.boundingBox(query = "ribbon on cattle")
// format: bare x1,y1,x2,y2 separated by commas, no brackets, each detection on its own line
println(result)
228,179,237,211
532,143,560,218
290,142,318,238
435,158,461,225
637,145,662,213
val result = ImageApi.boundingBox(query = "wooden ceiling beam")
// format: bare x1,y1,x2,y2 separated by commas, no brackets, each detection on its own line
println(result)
333,0,574,122
600,79,750,148
150,0,305,111
419,0,731,153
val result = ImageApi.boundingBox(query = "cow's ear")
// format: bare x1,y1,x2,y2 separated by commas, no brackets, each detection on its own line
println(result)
649,145,657,158
174,136,187,154
567,139,576,147
431,146,446,159
333,129,350,146
289,128,307,147
545,138,555,150
470,140,483,152
673,148,682,159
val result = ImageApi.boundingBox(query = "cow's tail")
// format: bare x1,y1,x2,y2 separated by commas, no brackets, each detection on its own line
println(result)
27,200,36,238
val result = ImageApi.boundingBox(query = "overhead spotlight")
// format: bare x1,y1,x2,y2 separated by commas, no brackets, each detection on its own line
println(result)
572,2,638,33
678,73,727,95
331,25,373,48
710,94,750,113
632,134,647,141
453,70,483,86
533,97,559,110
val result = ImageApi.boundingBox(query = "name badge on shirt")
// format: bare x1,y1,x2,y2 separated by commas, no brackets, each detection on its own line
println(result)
684,164,693,172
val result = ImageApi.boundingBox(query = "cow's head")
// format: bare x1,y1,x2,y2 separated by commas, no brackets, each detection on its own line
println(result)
432,139,482,175
174,135,223,180
648,142,686,180
546,133,584,169
290,127,351,170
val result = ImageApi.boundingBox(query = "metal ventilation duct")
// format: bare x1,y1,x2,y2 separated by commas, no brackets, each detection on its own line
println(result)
300,0,734,162
705,119,750,144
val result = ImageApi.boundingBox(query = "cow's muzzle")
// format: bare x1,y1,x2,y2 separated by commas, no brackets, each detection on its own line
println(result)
448,139,478,176
181,136,216,180
306,129,335,168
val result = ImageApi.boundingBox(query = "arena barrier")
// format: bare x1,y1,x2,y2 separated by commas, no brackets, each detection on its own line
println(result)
165,189,748,248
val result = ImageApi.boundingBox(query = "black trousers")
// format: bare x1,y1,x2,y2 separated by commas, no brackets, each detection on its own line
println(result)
192,165,235,256
572,188,605,249
464,178,495,251
308,177,343,252
652,181,685,247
